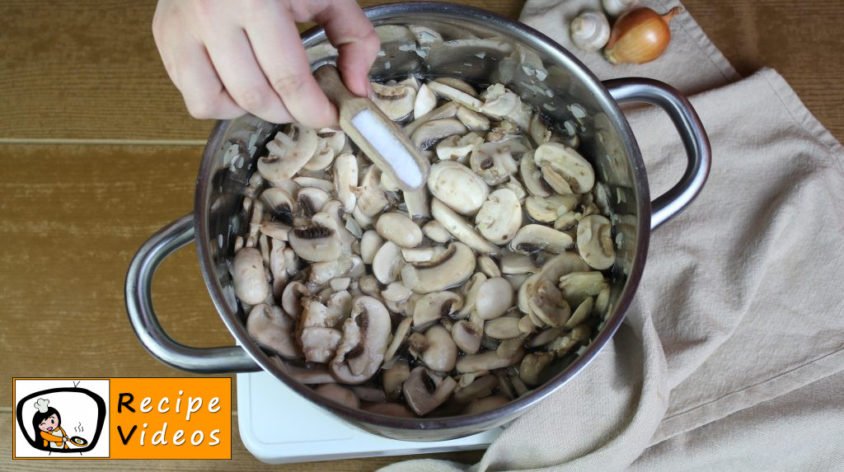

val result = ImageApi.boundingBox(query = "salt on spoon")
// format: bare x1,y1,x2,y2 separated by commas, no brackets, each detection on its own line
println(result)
314,64,429,191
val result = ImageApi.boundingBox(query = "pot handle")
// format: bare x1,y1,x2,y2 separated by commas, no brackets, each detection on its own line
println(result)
125,214,260,373
604,78,711,230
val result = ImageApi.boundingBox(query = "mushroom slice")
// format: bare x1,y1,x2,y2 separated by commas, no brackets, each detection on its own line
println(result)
383,359,411,400
475,277,515,320
409,24,443,46
464,396,509,415
427,81,483,111
350,222,376,254
381,282,413,304
427,161,489,215
475,189,522,245
355,165,390,218
509,224,573,254
313,201,356,255
383,316,413,364
534,142,595,194
401,246,448,264
412,291,463,329
527,326,564,348
456,348,525,373
299,327,342,363
433,77,478,97
456,272,486,318
540,163,574,195
547,324,591,357
479,84,520,119
451,320,483,354
411,118,467,151
469,142,519,186
576,214,615,270
500,252,542,275
333,153,358,212
404,101,460,136
528,278,571,328
402,367,458,416
260,221,291,241
566,296,594,329
372,241,405,284
293,176,335,193
370,82,416,121
363,403,415,417
375,212,423,248
529,113,553,146
558,271,608,307
525,195,579,223
402,187,430,220
299,296,348,329
258,124,319,184
288,224,341,262
307,256,355,287
330,296,392,384
453,374,498,403
415,325,458,372
431,199,498,254
304,135,337,172
478,255,501,278
314,384,359,409
414,83,437,119
456,106,490,131
296,187,330,217
260,187,295,225
435,135,474,161
401,242,476,293
497,333,528,358
520,352,555,387
520,150,552,197
246,304,300,359
484,316,522,339
280,281,308,319
422,220,452,244
232,247,270,305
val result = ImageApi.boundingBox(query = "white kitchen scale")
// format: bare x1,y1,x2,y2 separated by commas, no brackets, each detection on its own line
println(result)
237,371,500,464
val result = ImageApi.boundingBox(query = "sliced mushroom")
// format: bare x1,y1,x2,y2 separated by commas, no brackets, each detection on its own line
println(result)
456,106,491,131
451,319,483,354
427,161,489,215
401,242,476,293
297,187,330,217
484,316,522,339
382,359,411,400
403,187,430,220
371,82,416,121
469,142,519,186
474,277,515,320
422,220,452,244
519,352,555,387
330,296,392,384
233,247,270,305
433,78,478,97
520,150,551,197
333,153,358,212
260,187,295,225
288,224,341,262
411,118,467,151
566,296,594,329
435,134,474,161
359,230,383,265
509,224,573,254
477,255,501,278
401,245,448,264
280,281,307,319
383,316,413,365
414,325,458,372
299,326,342,363
576,214,615,270
529,113,552,146
475,188,522,245
502,176,527,203
500,252,543,275
402,367,457,416
355,165,390,218
412,291,462,329
404,101,460,136
307,256,355,287
464,395,509,415
525,195,579,223
496,333,527,358
258,125,319,184
372,241,405,284
453,374,498,403
431,199,498,254
547,324,591,357
527,278,571,327
558,271,608,307
246,304,300,359
414,83,437,118
375,212,423,248
456,348,524,373
314,383,360,409
479,83,520,119
534,142,595,194
427,81,483,111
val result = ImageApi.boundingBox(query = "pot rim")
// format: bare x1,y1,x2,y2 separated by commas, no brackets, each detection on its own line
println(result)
194,1,651,433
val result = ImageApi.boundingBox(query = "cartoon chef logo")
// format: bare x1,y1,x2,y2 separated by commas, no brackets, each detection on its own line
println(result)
14,379,109,458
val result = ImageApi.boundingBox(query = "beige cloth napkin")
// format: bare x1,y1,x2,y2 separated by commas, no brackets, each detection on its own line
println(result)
382,1,844,470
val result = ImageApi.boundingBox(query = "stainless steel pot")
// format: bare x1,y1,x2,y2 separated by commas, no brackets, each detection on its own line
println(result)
126,3,710,441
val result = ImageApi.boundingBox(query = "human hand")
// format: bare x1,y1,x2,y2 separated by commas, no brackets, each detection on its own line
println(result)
152,0,380,128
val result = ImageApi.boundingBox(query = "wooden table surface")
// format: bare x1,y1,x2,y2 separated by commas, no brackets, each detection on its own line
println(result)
1,0,841,469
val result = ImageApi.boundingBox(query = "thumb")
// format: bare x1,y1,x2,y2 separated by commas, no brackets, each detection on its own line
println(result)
315,0,380,97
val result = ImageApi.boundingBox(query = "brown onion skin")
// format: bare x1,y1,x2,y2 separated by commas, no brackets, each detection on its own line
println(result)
604,7,681,65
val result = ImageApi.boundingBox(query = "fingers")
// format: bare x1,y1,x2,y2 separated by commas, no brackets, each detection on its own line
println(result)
153,2,244,120
313,0,380,97
242,4,337,128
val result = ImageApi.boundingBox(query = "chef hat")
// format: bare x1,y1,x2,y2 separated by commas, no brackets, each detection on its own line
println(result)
34,398,50,413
